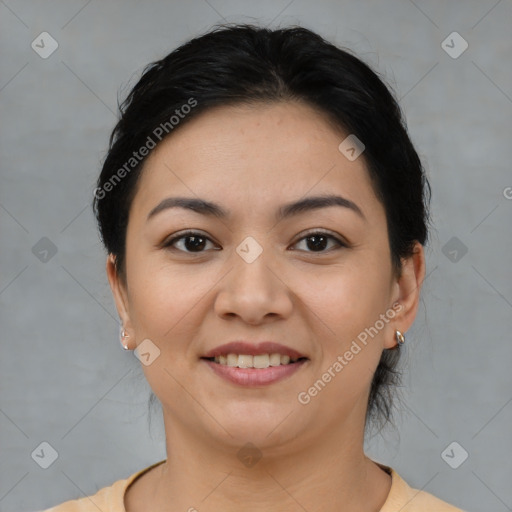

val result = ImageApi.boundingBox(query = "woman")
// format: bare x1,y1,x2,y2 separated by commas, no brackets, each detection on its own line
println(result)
44,24,465,511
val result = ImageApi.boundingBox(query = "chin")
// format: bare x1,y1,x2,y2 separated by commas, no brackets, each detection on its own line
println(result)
208,401,305,447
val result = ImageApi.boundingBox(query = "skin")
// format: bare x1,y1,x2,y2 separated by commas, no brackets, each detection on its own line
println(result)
107,101,425,512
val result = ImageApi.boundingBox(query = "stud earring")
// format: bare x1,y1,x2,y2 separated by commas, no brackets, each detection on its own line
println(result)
395,330,405,347
120,328,130,350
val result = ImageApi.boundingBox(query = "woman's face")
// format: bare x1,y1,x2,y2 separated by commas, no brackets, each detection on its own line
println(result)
108,101,423,454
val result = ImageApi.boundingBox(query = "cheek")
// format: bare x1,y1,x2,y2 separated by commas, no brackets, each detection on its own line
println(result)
125,249,221,363
299,266,390,408
300,259,391,334
125,260,211,402
296,253,392,392
129,267,205,337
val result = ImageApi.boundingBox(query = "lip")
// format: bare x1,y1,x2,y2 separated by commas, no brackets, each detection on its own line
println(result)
202,341,306,360
201,341,308,387
202,358,307,386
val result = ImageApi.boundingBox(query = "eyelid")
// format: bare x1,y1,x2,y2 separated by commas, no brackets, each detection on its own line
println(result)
292,228,348,247
161,229,218,250
289,229,347,253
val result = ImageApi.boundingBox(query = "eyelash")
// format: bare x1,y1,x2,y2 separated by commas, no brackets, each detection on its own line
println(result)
162,229,346,254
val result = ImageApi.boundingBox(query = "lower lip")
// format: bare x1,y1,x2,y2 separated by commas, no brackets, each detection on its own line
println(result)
202,359,307,386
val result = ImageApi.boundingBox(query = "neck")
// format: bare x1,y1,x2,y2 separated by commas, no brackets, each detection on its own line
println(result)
148,410,391,512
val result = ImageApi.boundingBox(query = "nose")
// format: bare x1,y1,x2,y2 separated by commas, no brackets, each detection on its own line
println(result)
213,244,293,325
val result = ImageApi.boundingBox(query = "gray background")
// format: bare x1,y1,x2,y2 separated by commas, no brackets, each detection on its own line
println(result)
1,1,511,511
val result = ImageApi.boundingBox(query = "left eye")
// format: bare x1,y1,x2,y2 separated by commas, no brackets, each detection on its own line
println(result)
292,232,345,253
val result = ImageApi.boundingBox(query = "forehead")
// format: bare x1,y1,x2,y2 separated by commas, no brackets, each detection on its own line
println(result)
129,101,384,222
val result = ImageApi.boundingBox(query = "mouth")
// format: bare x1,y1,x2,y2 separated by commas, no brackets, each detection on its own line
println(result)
201,341,308,367
200,341,309,386
201,353,308,368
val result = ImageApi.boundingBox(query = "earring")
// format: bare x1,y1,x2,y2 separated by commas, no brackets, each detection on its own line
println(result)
395,330,405,347
120,328,130,350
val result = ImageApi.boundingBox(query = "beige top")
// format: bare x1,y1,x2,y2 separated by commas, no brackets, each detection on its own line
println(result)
42,459,465,511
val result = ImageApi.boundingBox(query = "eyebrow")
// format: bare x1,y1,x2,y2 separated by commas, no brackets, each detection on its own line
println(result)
147,194,365,222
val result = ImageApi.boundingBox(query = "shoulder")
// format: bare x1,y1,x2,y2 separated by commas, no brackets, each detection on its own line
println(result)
39,460,166,512
40,478,127,512
380,465,466,512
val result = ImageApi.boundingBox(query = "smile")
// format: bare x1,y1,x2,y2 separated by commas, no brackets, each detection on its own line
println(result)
204,353,305,368
201,356,308,386
201,341,309,386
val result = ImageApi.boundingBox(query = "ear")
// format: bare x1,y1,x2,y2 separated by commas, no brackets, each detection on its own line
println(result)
384,241,426,349
106,254,134,349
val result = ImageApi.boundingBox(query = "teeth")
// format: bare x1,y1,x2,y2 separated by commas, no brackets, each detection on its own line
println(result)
238,354,253,368
253,354,269,369
269,353,281,366
212,353,299,368
227,353,238,367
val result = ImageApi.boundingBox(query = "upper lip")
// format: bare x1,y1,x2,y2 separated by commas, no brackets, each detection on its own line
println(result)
202,342,307,360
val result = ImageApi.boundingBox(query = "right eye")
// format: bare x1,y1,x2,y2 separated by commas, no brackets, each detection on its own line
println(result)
162,230,219,253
